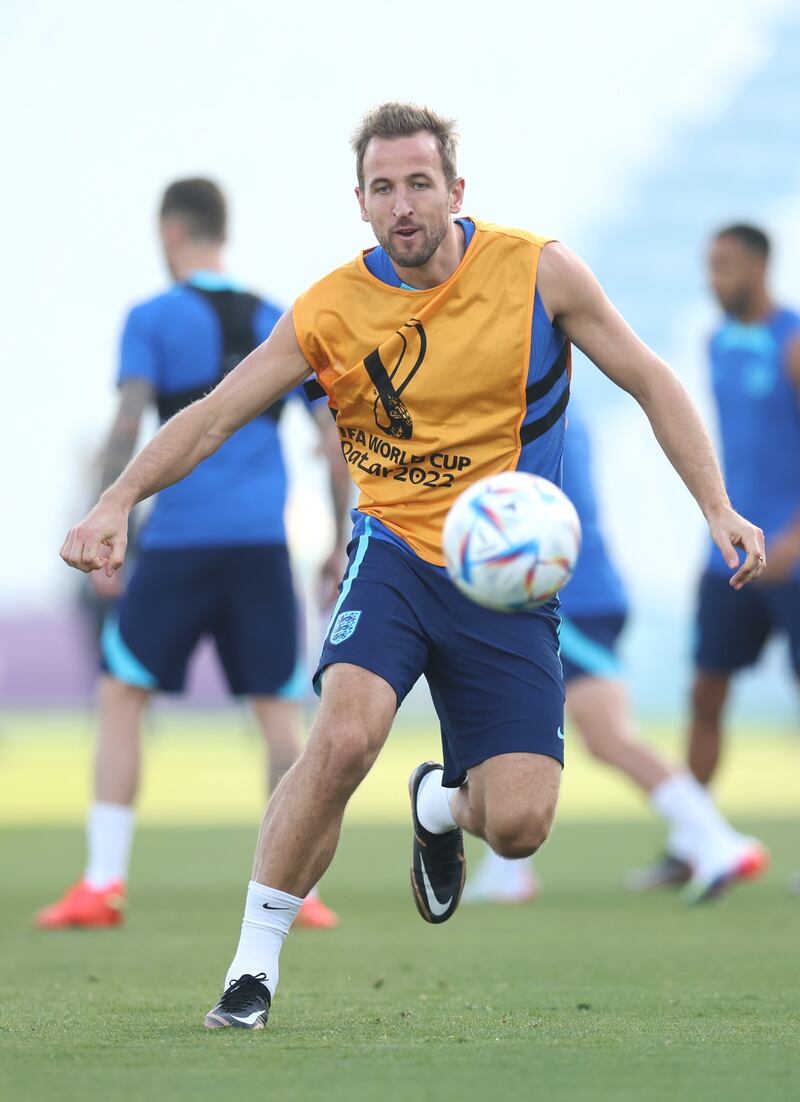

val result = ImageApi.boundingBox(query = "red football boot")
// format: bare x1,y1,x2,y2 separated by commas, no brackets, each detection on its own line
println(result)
36,879,126,929
294,895,339,929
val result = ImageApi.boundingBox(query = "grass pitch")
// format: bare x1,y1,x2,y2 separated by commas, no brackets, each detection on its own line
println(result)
0,715,799,1101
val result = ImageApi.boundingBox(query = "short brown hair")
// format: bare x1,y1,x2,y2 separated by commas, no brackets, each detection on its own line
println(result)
160,178,227,241
351,102,459,189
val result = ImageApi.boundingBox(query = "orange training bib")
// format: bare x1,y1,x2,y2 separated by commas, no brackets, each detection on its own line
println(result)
294,219,551,565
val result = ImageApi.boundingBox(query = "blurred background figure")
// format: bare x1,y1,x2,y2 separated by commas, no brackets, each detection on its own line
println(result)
36,179,349,931
464,399,767,907
632,224,800,891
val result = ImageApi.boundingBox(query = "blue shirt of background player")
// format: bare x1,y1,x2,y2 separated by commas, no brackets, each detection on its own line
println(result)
707,307,800,577
558,401,628,619
352,219,569,565
118,271,292,549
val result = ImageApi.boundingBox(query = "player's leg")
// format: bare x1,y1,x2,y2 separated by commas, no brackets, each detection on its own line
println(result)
687,671,731,785
761,580,800,892
205,536,430,1028
249,695,303,794
689,571,769,784
450,752,561,854
463,613,627,905
627,575,771,893
215,544,339,927
567,673,766,900
410,752,557,922
204,666,396,1030
36,674,151,929
84,674,150,898
248,694,340,928
36,549,213,929
409,589,564,924
93,675,151,806
568,675,669,784
247,664,395,891
213,545,306,795
461,849,541,905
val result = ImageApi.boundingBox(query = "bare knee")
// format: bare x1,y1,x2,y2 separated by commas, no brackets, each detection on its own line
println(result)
581,726,625,767
485,808,554,859
304,721,383,795
99,675,150,712
300,664,395,792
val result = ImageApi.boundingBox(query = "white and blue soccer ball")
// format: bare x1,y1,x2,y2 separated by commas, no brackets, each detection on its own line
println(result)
442,471,582,611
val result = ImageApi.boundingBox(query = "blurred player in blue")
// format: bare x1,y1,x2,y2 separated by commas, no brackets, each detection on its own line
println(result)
465,399,766,905
37,179,349,930
632,223,800,891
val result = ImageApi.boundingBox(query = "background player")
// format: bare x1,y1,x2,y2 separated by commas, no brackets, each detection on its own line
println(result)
38,179,349,931
632,224,800,890
464,400,766,905
58,105,765,1031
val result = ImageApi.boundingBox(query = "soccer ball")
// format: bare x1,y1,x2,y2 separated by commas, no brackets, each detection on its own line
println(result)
442,471,581,611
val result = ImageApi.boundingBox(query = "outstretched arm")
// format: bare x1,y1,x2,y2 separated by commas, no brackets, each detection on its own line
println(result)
61,309,311,576
537,242,765,589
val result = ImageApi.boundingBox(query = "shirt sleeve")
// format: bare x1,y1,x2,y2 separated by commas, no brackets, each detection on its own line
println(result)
292,288,328,376
118,304,160,387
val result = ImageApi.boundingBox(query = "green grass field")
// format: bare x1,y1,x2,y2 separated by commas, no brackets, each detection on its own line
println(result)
1,714,799,1101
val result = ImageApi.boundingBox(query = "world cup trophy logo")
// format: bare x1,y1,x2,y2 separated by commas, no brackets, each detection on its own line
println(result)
363,319,427,440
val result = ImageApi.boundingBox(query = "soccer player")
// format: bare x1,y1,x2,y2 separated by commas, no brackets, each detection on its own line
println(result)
58,105,766,1031
464,400,766,906
630,223,800,891
38,179,348,932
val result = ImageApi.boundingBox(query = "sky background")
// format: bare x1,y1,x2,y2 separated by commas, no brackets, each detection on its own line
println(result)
2,0,799,712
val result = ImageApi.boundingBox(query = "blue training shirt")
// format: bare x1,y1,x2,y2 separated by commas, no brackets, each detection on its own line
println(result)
352,218,568,565
118,272,289,549
707,306,800,576
558,402,628,618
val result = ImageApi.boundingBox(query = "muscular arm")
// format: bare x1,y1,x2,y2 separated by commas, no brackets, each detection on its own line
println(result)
537,242,765,588
62,309,311,574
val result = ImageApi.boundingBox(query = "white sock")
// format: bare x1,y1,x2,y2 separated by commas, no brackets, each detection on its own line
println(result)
463,846,539,903
305,885,318,901
225,881,303,998
472,848,535,890
650,773,738,864
84,802,136,889
482,849,531,877
416,769,457,834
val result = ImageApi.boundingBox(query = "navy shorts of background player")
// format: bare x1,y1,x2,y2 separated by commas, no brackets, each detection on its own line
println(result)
100,272,305,698
696,306,800,677
556,401,630,685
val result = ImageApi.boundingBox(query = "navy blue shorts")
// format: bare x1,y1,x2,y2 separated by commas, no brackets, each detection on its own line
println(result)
695,570,800,675
101,545,301,696
315,530,565,788
560,614,626,683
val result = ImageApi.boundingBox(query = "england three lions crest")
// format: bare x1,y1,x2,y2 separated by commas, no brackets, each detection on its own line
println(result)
330,610,362,645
